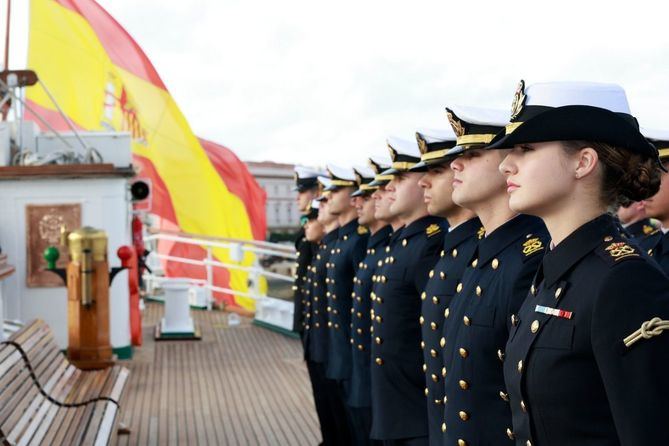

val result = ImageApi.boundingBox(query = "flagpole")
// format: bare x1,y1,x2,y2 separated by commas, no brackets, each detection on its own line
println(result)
4,0,9,70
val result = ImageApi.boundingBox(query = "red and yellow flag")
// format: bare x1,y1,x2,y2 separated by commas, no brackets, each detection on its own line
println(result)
25,0,267,310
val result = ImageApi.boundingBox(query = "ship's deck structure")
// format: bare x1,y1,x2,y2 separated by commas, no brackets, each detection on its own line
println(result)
115,302,320,445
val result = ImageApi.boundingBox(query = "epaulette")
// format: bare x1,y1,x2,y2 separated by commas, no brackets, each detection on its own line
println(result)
426,224,441,238
357,226,369,235
477,226,486,240
595,237,640,266
521,236,544,261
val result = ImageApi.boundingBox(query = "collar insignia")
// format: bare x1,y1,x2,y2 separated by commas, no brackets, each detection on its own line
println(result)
510,79,527,121
477,226,486,240
357,226,369,235
643,225,655,235
426,224,441,237
522,237,544,256
605,242,638,260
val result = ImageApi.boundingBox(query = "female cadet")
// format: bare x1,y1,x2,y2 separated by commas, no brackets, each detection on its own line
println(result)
439,106,549,446
494,81,669,445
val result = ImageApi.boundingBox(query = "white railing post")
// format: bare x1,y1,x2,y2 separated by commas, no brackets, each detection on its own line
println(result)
205,247,213,310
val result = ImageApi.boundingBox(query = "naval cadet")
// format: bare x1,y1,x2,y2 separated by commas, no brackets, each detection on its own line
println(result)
293,166,325,334
348,162,392,445
323,164,370,441
304,180,350,445
493,80,669,445
635,129,669,275
440,104,549,446
410,127,481,446
369,136,446,446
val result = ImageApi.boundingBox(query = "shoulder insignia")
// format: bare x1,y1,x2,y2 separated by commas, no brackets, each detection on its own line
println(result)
357,226,369,235
624,317,669,348
477,226,486,240
605,241,638,261
643,225,655,235
426,224,441,237
522,237,544,256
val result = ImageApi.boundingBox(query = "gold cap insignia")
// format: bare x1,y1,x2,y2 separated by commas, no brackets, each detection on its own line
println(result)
605,242,638,261
522,237,544,256
369,158,381,174
354,171,363,185
446,110,465,137
416,133,428,155
387,144,398,162
510,79,527,121
426,224,441,237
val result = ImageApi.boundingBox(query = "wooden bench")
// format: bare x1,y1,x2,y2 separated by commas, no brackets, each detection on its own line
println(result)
0,319,130,445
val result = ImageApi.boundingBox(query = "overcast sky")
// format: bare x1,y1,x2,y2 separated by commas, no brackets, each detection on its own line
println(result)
3,1,669,167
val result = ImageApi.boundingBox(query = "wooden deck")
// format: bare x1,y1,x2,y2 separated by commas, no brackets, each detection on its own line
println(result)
115,302,320,446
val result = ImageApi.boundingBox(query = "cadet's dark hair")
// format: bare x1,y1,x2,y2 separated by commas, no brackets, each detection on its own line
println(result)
561,141,661,207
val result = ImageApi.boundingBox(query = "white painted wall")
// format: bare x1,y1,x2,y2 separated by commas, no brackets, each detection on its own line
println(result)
0,177,131,349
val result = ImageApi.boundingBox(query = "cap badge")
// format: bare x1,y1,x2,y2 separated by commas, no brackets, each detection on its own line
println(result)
605,242,638,260
510,79,526,121
522,237,544,256
417,133,428,154
447,111,465,137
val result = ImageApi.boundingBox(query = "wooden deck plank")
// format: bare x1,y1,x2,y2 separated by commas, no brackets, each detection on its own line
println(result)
115,301,318,446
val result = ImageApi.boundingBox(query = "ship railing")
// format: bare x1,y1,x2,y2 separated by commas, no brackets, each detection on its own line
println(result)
142,231,297,334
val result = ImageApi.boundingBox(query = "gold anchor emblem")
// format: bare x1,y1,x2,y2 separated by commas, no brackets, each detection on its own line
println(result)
510,79,527,121
446,110,466,137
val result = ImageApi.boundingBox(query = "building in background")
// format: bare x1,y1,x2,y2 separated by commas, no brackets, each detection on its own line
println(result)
245,161,300,239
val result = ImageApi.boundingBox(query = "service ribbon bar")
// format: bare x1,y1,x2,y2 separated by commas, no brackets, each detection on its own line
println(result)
535,305,573,320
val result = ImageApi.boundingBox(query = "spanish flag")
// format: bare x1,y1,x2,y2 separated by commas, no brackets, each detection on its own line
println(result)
25,0,267,311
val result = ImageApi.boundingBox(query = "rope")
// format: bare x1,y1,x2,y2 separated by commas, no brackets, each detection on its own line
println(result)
623,317,669,348
0,340,119,408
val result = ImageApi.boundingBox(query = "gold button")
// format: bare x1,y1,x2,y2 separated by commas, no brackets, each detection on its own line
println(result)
604,235,613,242
439,271,446,280
429,270,434,278
375,357,383,365
506,428,514,439
419,316,425,325
432,296,439,304
430,322,438,331
459,348,468,358
456,283,463,293
497,349,505,361
499,391,509,402
440,250,445,257
385,246,390,252
520,400,527,412
376,316,382,323
452,249,458,258
402,239,408,247
444,308,450,318
443,394,448,403
375,337,383,344
526,441,533,446
459,411,469,421
441,366,447,377
518,360,523,373
463,316,471,326
421,341,426,349
439,337,446,348
511,314,519,326
421,291,427,300
459,380,469,390
458,439,467,446
492,258,499,269
530,284,536,295
389,256,395,263
422,364,427,372
430,349,438,358
327,321,333,327
555,287,562,299
441,423,446,432
531,320,540,333
358,345,364,351
471,258,478,268
357,328,362,334
476,286,482,296
431,374,439,382
424,387,429,396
